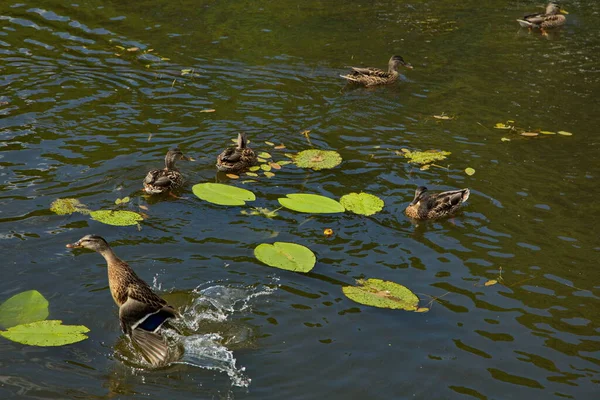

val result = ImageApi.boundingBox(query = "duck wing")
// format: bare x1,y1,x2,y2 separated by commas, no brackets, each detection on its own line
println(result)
424,189,470,217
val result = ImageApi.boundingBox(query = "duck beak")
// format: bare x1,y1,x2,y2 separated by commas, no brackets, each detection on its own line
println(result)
66,240,82,249
402,61,413,70
560,9,569,14
183,155,195,162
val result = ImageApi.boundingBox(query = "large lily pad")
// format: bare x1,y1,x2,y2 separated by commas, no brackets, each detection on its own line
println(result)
340,193,384,216
278,194,344,214
0,320,90,347
402,150,451,165
192,183,256,206
254,242,316,273
293,149,342,171
50,198,90,215
90,210,144,226
0,290,49,329
342,279,419,311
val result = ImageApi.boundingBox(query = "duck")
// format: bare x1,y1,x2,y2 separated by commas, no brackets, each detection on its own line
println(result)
143,148,191,194
66,234,179,366
340,55,413,87
405,186,470,220
517,2,568,30
216,132,258,173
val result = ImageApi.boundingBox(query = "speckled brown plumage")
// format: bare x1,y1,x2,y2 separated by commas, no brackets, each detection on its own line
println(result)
405,186,470,220
216,132,258,173
340,55,413,87
517,2,567,30
143,148,190,194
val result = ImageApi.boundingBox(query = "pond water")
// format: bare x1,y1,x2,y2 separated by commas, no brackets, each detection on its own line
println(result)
1,0,599,398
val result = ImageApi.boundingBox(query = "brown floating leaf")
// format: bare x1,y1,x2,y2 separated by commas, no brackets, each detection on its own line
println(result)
265,141,275,146
521,132,539,137
226,174,239,179
269,162,281,170
200,109,216,113
138,205,149,211
323,228,334,237
274,144,286,149
415,307,430,313
127,47,139,52
484,279,498,287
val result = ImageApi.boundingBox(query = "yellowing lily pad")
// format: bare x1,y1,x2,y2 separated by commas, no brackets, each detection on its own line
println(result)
90,210,144,226
260,164,272,172
245,172,258,177
402,150,451,165
465,167,476,176
254,242,316,273
0,320,90,347
50,198,90,215
558,131,573,136
249,166,261,172
339,192,384,216
192,183,256,206
293,149,342,171
278,193,345,214
264,171,275,178
258,152,272,159
540,131,556,135
342,279,419,311
0,290,49,329
277,160,292,166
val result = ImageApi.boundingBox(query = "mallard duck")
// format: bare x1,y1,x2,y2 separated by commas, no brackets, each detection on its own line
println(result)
66,234,179,366
216,132,258,173
143,148,191,194
340,55,413,87
405,186,470,220
517,2,568,30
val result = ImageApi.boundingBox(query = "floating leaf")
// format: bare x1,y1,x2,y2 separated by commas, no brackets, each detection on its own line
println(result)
278,194,344,214
241,207,279,218
433,114,453,120
415,307,430,313
0,290,49,329
260,164,272,172
115,196,130,205
284,153,295,159
323,228,334,237
90,210,143,226
249,166,261,172
494,123,512,130
226,174,239,179
501,137,511,142
402,150,451,165
192,183,256,206
293,149,342,171
540,130,556,135
264,171,275,178
277,160,292,166
465,167,476,176
50,198,90,215
127,47,139,52
254,242,316,273
339,193,384,216
200,109,216,113
274,144,286,149
521,132,539,137
484,279,498,287
342,279,419,311
558,131,573,136
265,141,275,146
0,320,89,347
258,152,272,159
245,172,258,177
269,162,281,170
257,157,267,163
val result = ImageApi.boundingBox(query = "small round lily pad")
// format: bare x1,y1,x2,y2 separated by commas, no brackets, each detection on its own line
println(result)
90,210,144,226
293,149,342,171
254,242,316,273
339,192,384,216
342,279,420,311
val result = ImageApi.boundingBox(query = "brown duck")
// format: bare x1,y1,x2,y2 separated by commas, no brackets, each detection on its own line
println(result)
216,132,258,173
67,234,179,366
517,2,568,30
340,55,413,87
405,186,470,220
143,148,191,194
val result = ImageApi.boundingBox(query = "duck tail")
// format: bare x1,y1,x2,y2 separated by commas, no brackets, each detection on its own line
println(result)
131,329,169,367
340,74,356,81
517,19,533,28
460,188,470,203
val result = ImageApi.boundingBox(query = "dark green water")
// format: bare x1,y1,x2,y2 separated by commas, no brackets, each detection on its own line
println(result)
1,0,599,398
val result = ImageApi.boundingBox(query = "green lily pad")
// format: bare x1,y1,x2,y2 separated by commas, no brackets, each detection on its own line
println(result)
342,279,419,311
402,150,451,165
0,290,49,329
50,198,90,215
261,164,272,172
339,193,384,216
254,242,316,273
540,130,556,135
278,193,345,214
465,167,476,176
192,183,256,206
293,149,342,171
558,131,573,136
248,166,261,172
0,320,90,347
264,171,275,178
276,160,293,166
258,152,272,159
90,210,144,226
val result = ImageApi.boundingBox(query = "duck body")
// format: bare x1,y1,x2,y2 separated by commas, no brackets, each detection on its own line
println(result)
143,148,190,194
405,186,470,220
216,132,258,173
517,2,567,30
340,55,413,87
67,234,179,366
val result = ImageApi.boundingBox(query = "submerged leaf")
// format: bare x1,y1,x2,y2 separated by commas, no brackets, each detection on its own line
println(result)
278,194,345,214
339,193,384,216
192,183,256,206
50,198,90,215
0,290,49,329
254,242,316,273
293,149,342,171
90,210,144,226
465,167,476,176
342,279,419,311
0,320,90,347
402,150,451,165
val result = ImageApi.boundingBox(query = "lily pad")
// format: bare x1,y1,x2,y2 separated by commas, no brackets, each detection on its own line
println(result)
258,152,272,159
264,171,275,178
293,149,342,171
0,320,89,347
465,167,476,176
50,198,90,215
90,210,144,226
339,193,384,216
261,164,272,172
540,130,556,135
278,194,344,214
342,279,419,311
276,160,292,166
249,166,261,172
558,131,573,136
0,290,49,329
254,242,316,273
402,150,451,165
192,183,256,206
